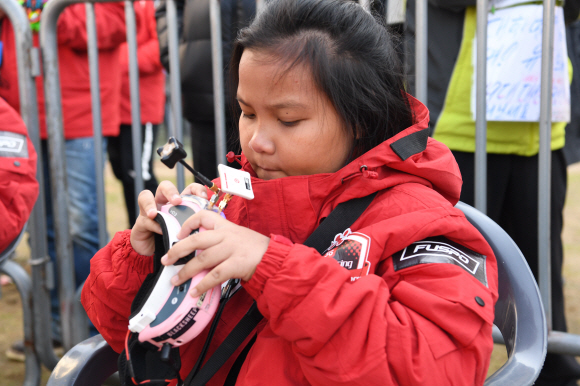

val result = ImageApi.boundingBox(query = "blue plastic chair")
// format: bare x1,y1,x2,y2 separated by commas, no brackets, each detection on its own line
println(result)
457,202,547,385
48,203,548,386
0,222,27,265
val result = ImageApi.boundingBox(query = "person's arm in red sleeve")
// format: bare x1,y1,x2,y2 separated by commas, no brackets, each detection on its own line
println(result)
56,2,126,51
0,99,38,253
243,212,497,386
135,3,163,75
81,229,154,353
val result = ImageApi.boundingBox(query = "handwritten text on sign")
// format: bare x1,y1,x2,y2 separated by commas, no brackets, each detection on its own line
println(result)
471,5,570,122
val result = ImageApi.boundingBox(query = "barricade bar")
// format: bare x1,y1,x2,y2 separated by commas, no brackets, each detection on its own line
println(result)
538,0,555,330
166,0,185,191
494,329,580,356
210,0,227,166
40,0,78,352
85,2,108,250
547,331,580,356
125,0,144,217
415,0,427,104
474,0,487,213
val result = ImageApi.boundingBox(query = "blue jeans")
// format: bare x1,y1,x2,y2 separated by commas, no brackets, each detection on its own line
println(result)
42,137,106,341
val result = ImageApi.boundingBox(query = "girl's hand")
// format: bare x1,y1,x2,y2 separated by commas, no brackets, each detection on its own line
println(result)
181,182,209,200
130,181,211,256
161,210,271,297
130,181,183,256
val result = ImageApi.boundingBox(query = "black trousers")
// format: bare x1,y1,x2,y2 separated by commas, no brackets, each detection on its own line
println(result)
108,123,159,227
453,149,580,385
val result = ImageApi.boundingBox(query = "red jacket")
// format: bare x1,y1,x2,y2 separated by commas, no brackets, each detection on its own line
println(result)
82,96,498,385
0,3,126,139
119,1,165,125
0,98,38,252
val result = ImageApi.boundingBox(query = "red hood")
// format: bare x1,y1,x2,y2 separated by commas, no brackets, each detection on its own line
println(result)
223,95,462,243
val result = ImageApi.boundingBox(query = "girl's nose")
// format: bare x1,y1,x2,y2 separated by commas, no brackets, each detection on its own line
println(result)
248,126,275,155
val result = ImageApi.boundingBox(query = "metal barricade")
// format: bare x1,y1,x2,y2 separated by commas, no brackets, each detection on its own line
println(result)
456,0,580,356
0,0,61,382
38,0,175,351
36,0,225,355
39,0,79,352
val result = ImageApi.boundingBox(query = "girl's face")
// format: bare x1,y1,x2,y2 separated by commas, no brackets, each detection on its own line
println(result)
237,49,353,180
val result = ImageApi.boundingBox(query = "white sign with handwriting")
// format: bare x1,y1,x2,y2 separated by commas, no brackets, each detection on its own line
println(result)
471,5,570,122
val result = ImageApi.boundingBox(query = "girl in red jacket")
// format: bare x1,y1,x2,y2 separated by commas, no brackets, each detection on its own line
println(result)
0,98,38,254
82,0,498,385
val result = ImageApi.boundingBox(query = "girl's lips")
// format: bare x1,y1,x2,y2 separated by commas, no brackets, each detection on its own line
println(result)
255,163,278,172
254,165,286,180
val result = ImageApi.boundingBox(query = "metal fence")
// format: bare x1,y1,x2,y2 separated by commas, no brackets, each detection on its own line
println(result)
0,0,579,384
0,0,57,384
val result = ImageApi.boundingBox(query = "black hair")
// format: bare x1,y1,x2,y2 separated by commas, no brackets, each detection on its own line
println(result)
230,0,414,159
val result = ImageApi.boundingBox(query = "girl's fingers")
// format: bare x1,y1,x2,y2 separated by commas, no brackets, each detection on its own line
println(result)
135,214,163,235
190,262,238,297
137,190,158,219
170,244,228,286
163,230,226,266
177,210,227,240
155,180,182,208
181,183,209,199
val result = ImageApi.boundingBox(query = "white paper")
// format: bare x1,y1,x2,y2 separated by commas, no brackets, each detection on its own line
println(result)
471,5,570,122
489,0,532,10
386,0,406,25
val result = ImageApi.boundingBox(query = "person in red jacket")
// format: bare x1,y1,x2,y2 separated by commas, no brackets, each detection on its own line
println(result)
0,2,125,357
0,97,38,254
82,1,498,384
108,0,165,227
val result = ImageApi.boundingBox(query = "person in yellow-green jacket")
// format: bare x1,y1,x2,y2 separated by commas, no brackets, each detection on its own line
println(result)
405,0,580,384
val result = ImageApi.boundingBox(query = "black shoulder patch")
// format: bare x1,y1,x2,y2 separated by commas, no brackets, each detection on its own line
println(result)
389,128,429,161
0,131,28,158
392,236,487,286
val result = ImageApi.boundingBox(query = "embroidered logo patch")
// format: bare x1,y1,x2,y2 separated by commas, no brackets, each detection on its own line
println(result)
324,228,371,281
0,132,27,158
392,236,487,286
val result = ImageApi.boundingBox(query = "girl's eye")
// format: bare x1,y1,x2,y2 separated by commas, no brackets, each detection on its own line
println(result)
242,112,256,120
280,120,300,127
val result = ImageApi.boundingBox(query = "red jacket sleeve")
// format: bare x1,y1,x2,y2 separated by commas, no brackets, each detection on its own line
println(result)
57,2,126,51
81,229,154,353
243,211,497,386
119,3,162,75
137,3,163,75
0,99,38,252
